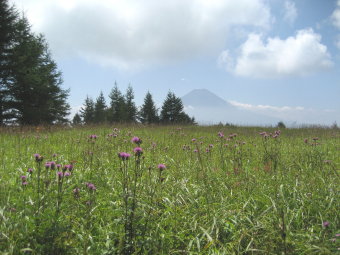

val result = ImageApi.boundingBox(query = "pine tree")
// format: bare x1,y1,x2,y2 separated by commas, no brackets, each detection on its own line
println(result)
94,91,107,123
80,96,95,124
160,91,194,124
0,0,18,124
72,112,82,125
125,85,137,123
6,17,70,124
108,83,125,123
139,91,158,124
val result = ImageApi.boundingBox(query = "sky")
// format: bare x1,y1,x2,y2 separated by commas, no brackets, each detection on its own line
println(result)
10,0,340,125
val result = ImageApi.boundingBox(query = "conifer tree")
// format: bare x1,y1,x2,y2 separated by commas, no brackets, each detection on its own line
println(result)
94,91,107,123
80,96,95,124
125,85,137,123
108,83,125,123
160,91,194,124
72,112,82,125
139,91,158,124
0,1,18,124
6,17,70,124
0,1,70,125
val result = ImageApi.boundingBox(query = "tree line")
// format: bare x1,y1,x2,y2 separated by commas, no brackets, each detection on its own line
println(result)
74,83,196,125
0,0,70,125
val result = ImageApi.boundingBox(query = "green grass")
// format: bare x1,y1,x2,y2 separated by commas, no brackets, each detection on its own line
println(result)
0,125,339,254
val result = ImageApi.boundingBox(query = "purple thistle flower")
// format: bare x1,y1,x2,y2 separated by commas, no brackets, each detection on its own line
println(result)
56,164,62,169
118,152,131,160
304,138,308,143
218,132,224,138
57,171,63,177
323,221,330,227
22,181,28,186
27,168,33,173
34,153,43,162
20,175,27,181
45,162,51,169
209,144,214,148
64,172,71,177
157,164,166,171
191,138,196,142
133,147,143,156
193,149,198,153
86,182,96,191
89,134,98,139
63,164,73,171
131,136,142,145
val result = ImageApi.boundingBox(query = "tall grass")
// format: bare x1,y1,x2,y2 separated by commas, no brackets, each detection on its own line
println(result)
0,125,339,254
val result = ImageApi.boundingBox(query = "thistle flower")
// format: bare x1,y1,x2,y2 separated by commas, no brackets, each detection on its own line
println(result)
118,152,131,160
323,221,330,227
64,172,71,177
57,171,63,178
131,136,142,145
157,164,166,171
86,182,96,191
133,147,143,156
34,153,43,162
27,168,33,173
20,175,27,181
89,134,98,139
218,132,224,138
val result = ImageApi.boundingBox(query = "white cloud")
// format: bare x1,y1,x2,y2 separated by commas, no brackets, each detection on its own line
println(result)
10,0,272,69
228,100,339,125
220,29,333,78
332,0,340,29
283,0,297,25
228,100,304,112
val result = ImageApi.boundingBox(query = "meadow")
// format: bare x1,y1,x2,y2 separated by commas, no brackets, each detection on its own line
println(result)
0,125,339,254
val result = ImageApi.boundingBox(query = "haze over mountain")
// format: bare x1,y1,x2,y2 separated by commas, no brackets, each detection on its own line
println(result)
181,89,281,126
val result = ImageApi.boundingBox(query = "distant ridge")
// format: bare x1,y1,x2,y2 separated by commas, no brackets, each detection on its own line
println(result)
181,89,280,126
181,89,231,108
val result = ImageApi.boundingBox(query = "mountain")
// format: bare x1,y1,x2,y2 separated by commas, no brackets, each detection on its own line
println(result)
181,89,280,126
181,89,231,108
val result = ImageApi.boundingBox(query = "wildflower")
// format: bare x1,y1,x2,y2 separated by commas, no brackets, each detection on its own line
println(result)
52,153,58,157
157,164,166,171
63,164,73,171
20,175,27,181
206,148,210,153
131,136,142,145
86,182,96,191
133,147,143,156
73,187,80,198
218,132,224,138
27,168,33,173
89,134,98,139
118,152,131,160
209,144,214,148
312,137,319,141
191,138,196,142
22,181,28,186
34,153,43,162
304,138,308,143
56,164,62,169
57,171,63,178
323,221,330,227
45,162,52,169
64,172,71,177
193,149,198,153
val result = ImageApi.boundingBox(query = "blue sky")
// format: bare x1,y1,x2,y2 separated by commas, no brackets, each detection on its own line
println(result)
10,0,340,125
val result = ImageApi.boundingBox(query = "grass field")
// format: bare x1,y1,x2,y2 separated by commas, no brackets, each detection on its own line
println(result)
0,125,339,254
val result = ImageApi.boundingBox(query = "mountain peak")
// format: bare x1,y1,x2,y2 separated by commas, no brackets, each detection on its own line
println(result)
182,89,231,108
